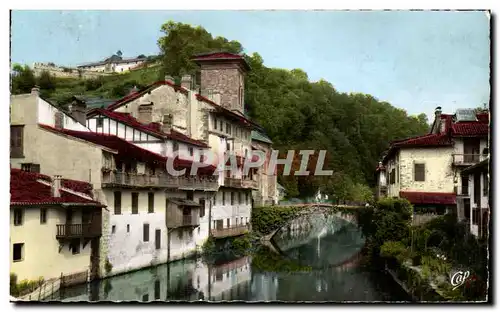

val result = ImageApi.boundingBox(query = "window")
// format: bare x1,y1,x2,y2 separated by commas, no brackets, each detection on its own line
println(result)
178,230,183,240
245,193,249,205
219,121,223,131
13,209,23,226
414,163,425,182
199,199,206,218
238,193,242,204
131,193,139,214
222,192,226,205
231,192,235,205
461,176,469,195
142,294,149,302
96,117,104,128
70,239,80,254
236,218,239,225
187,190,194,201
239,86,243,105
10,126,24,158
148,192,155,213
13,243,24,262
246,217,248,225
143,223,150,242
112,225,116,234
188,147,194,156
114,191,122,214
227,218,230,228
40,208,47,224
127,224,130,233
472,208,480,225
213,117,217,130
389,169,395,185
173,142,179,153
483,173,489,196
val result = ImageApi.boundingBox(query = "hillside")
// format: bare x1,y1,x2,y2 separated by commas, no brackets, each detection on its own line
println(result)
10,21,431,200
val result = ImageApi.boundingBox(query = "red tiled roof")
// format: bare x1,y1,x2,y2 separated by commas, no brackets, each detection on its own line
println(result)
477,113,489,124
399,191,456,205
10,168,103,206
103,81,188,111
392,133,452,148
451,122,489,137
192,52,250,71
39,124,216,175
91,109,209,148
195,94,258,128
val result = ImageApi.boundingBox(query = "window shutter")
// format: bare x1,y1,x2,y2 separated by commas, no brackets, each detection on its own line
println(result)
414,163,425,181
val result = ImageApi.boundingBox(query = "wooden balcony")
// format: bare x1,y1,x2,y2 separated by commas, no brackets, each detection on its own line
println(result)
56,223,102,239
224,177,258,189
102,172,218,191
452,154,487,167
166,214,200,229
211,224,249,239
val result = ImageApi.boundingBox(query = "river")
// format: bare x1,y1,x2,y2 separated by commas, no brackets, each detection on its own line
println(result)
55,213,410,302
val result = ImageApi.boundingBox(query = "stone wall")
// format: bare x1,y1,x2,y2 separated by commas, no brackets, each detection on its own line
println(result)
32,63,113,80
199,63,245,112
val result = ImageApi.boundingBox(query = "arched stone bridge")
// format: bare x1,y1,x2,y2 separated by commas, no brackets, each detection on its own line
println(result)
260,204,362,253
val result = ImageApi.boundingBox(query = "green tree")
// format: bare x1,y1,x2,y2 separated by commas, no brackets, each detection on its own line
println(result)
11,64,36,94
37,70,56,92
157,21,243,79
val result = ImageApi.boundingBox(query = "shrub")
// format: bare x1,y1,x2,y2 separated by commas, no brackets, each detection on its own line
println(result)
380,241,408,262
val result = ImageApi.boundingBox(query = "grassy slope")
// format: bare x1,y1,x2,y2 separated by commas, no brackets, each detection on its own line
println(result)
47,65,162,105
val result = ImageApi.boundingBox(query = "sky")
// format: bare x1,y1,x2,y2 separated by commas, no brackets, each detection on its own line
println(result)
10,10,490,120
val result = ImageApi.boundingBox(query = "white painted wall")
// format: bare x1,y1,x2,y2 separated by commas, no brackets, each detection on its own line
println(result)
105,189,169,276
38,98,89,131
211,189,252,229
398,147,455,193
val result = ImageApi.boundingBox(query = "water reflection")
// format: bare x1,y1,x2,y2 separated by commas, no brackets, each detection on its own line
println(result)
57,213,408,302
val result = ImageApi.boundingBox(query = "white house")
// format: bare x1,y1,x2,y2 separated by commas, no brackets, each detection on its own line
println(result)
375,107,489,224
77,55,146,73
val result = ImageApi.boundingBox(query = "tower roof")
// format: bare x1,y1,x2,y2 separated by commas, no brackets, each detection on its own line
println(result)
192,51,250,71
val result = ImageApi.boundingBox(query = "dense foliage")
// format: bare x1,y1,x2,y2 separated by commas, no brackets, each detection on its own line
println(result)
360,199,488,301
251,206,304,236
10,21,430,199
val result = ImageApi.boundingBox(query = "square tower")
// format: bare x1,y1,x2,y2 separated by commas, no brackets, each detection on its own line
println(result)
192,52,250,114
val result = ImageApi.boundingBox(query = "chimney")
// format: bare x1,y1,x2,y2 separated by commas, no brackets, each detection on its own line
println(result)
432,106,443,134
52,175,62,198
138,103,153,124
162,114,173,134
165,75,175,84
31,86,40,96
69,97,87,126
435,106,442,118
181,75,192,90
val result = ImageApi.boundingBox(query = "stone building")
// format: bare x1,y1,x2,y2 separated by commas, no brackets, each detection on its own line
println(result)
375,107,489,225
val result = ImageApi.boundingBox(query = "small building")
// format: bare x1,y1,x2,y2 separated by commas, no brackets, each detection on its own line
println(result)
10,168,104,283
77,54,147,73
457,157,490,238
